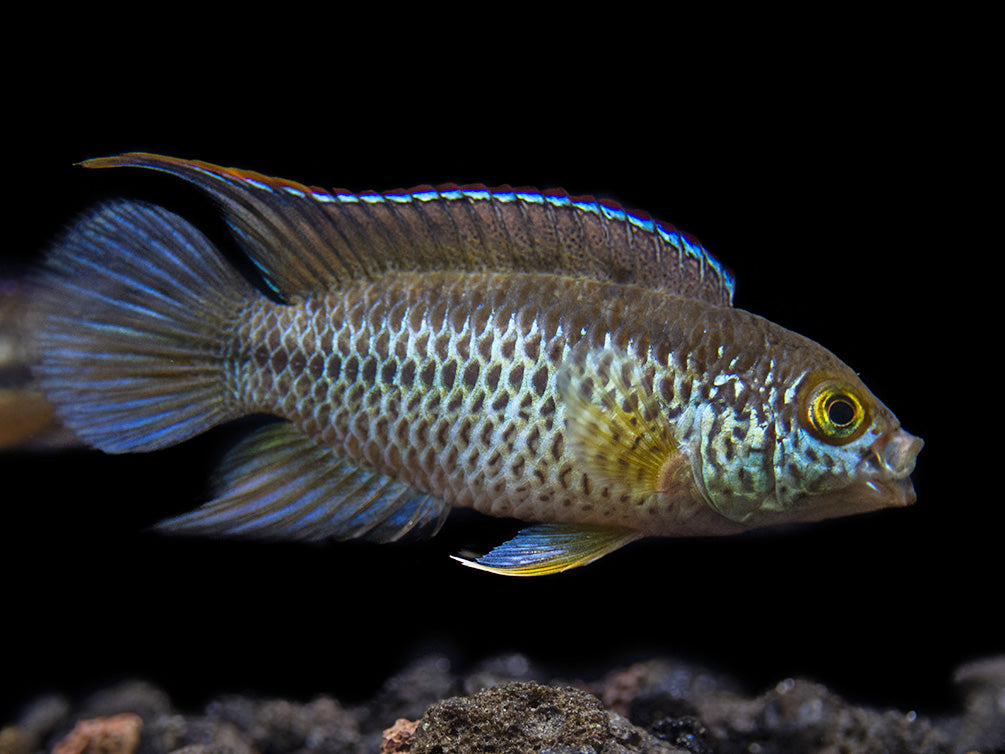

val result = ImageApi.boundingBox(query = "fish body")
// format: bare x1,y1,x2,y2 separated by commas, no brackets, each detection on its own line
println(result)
31,154,922,574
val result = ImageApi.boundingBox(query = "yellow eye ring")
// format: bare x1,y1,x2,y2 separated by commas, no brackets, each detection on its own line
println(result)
800,378,869,445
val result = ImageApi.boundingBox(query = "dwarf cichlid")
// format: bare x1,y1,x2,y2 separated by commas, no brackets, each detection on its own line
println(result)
32,153,922,575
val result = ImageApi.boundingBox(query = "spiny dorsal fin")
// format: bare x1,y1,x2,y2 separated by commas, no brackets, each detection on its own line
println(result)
82,153,735,306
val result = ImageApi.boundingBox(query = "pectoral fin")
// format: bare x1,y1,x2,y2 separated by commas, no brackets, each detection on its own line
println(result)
451,523,640,576
558,348,688,495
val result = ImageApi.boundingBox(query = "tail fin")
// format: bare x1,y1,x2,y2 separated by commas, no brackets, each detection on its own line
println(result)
0,278,60,448
33,201,256,453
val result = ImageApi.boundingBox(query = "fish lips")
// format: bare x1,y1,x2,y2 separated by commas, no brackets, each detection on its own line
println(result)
786,428,924,524
865,428,924,506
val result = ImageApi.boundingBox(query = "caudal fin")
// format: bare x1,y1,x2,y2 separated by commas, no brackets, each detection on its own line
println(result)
0,278,70,448
33,200,256,453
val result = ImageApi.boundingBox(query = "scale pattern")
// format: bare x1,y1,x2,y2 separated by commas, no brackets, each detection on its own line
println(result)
226,270,833,533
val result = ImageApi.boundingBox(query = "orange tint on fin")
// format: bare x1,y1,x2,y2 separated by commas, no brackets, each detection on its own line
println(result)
0,389,55,449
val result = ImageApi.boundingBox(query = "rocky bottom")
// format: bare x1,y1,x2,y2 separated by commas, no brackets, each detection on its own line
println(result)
2,654,1002,754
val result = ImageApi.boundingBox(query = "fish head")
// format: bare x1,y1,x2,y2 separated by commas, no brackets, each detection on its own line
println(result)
703,360,924,528
680,297,924,531
774,366,923,523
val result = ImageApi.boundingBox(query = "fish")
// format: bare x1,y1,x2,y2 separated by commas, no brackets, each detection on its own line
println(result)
30,153,923,575
0,278,76,449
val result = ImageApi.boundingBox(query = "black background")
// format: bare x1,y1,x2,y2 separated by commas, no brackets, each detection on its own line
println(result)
2,27,995,726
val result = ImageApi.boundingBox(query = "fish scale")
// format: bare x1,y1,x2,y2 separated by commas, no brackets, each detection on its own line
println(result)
223,268,813,533
30,154,923,575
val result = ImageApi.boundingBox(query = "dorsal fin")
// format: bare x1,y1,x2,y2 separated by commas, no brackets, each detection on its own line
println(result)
82,153,735,306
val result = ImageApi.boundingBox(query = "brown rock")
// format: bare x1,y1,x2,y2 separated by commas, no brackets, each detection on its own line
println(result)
411,681,610,753
381,718,419,753
51,714,142,754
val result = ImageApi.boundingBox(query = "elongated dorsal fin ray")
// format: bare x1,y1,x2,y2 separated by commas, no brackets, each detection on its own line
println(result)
155,423,451,543
82,153,735,306
451,523,640,576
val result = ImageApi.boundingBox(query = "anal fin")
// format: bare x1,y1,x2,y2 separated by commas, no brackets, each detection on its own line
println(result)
155,423,450,543
451,523,639,576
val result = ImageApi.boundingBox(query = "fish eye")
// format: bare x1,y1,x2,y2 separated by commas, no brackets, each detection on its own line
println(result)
800,376,869,445
826,396,856,427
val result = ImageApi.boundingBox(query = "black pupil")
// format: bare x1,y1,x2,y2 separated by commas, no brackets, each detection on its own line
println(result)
827,397,856,427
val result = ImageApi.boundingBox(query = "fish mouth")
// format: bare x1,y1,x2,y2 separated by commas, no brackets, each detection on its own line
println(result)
785,428,924,524
862,428,924,507
829,428,923,515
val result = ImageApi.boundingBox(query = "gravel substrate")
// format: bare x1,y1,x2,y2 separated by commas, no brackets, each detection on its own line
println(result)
2,653,1002,754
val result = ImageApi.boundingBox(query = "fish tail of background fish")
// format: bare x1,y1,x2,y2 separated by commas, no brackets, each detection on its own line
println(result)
32,201,256,453
0,278,77,449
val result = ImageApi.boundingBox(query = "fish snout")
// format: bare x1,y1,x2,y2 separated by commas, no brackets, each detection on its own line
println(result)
863,429,923,507
874,429,924,479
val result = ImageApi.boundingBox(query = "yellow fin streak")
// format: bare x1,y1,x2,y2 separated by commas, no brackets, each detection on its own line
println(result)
450,524,640,576
559,349,680,494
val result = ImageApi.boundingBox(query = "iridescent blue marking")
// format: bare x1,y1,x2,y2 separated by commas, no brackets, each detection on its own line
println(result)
704,252,730,287
192,165,227,184
657,226,681,247
200,169,734,299
681,235,703,262
600,204,626,222
249,255,283,296
628,213,655,233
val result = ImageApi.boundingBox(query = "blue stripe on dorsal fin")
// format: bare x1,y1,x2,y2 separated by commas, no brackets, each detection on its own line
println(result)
154,423,451,543
82,154,735,306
